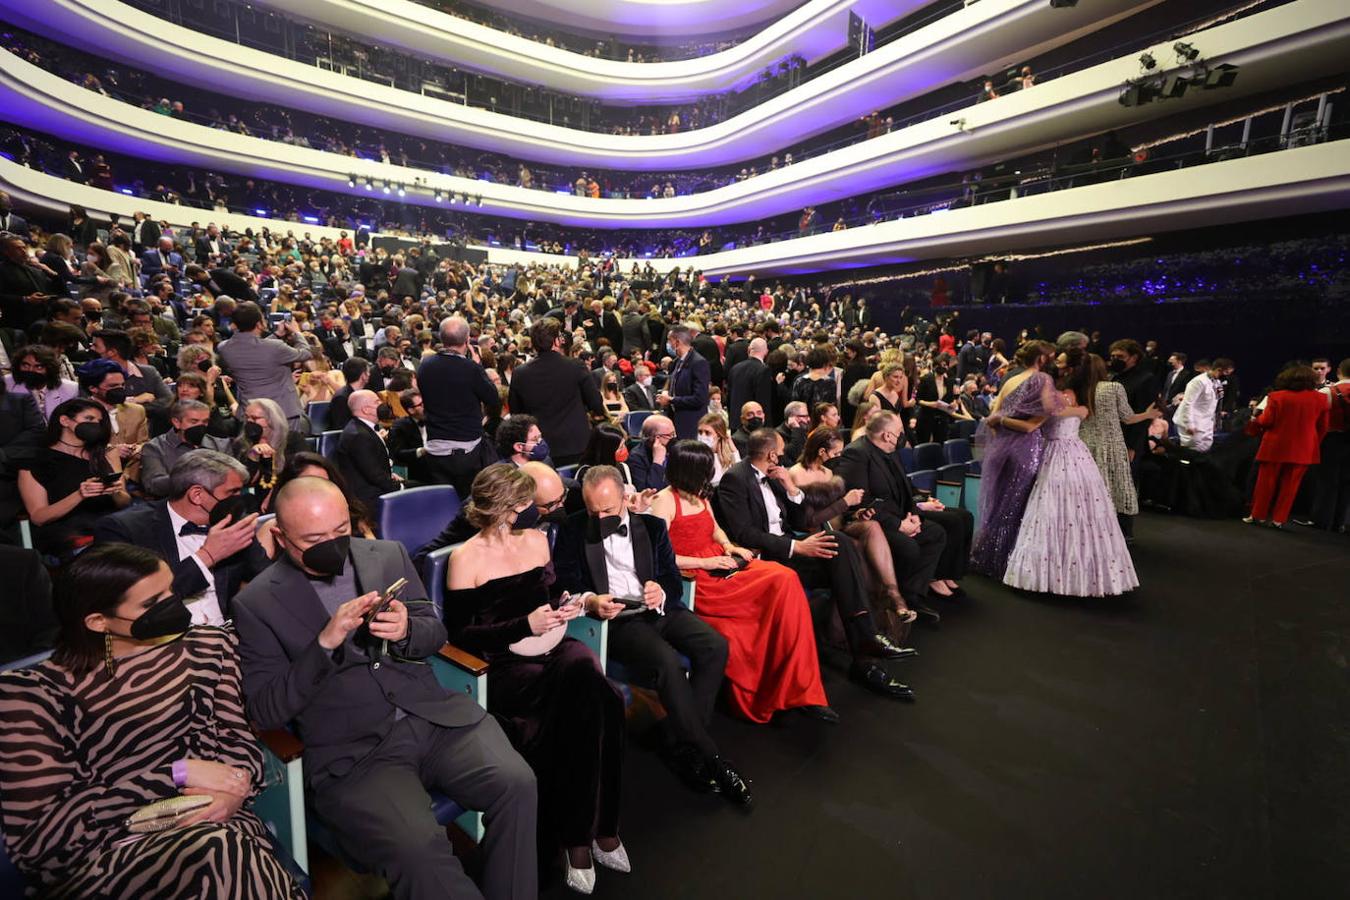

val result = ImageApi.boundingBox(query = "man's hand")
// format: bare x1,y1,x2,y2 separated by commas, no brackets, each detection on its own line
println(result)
200,511,259,565
794,532,838,559
23,292,46,304
766,464,794,491
626,488,657,514
844,488,866,507
899,513,922,537
651,440,668,465
368,598,409,643
318,591,379,650
589,594,625,620
656,391,672,407
917,499,944,512
641,580,665,610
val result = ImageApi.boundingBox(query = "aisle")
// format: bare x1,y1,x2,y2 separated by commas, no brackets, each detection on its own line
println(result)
564,514,1350,900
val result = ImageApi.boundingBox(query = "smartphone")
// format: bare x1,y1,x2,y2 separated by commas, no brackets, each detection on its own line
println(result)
366,577,408,623
613,596,647,610
99,472,123,485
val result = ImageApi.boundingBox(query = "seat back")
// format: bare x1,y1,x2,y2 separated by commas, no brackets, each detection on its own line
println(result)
423,544,460,619
306,401,331,435
898,446,915,472
943,438,973,465
909,469,937,495
953,418,978,440
378,486,461,559
623,411,652,435
318,429,342,458
556,464,580,480
962,473,981,515
913,442,944,471
935,480,963,509
936,462,968,484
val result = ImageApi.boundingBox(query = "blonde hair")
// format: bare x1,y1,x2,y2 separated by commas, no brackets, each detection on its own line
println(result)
698,412,736,468
465,464,535,530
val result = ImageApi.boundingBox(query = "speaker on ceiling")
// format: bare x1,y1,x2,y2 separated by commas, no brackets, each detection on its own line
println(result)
1203,64,1239,89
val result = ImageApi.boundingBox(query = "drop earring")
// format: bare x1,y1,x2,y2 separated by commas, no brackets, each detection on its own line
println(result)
104,632,116,677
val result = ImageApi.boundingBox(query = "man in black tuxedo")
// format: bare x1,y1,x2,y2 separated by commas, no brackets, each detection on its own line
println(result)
329,357,371,432
0,231,57,333
335,390,399,509
186,263,258,304
234,477,536,899
1160,351,1194,409
726,337,774,425
0,544,54,664
92,450,262,623
656,324,709,439
0,383,43,545
387,389,431,483
544,298,582,334
622,362,659,411
688,321,724,390
721,323,750,377
193,224,229,262
836,412,947,622
717,430,915,700
509,317,606,465
553,466,750,803
130,210,160,253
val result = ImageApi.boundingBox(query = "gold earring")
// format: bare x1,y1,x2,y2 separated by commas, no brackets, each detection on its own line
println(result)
104,632,116,677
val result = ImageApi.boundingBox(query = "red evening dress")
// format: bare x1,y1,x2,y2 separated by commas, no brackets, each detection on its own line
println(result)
667,493,828,723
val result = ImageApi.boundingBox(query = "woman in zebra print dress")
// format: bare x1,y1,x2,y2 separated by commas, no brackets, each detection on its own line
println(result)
0,543,303,898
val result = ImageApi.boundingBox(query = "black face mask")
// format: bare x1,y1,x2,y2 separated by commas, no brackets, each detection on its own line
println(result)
73,420,110,445
591,514,624,540
16,370,47,389
122,594,192,641
743,416,765,431
1108,358,1127,374
103,387,127,406
243,421,264,442
196,358,212,373
376,403,394,420
823,456,842,471
182,424,209,446
207,493,246,527
512,505,541,530
300,535,350,577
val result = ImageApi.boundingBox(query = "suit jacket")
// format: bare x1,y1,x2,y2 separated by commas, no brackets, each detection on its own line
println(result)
203,268,257,303
623,381,658,412
390,266,421,299
726,357,774,423
329,385,355,430
715,459,807,561
620,313,650,357
0,258,56,332
722,339,749,378
552,510,685,611
1161,367,1195,405
217,332,312,420
386,416,430,482
0,211,29,238
836,437,918,529
665,349,710,439
692,335,724,388
508,350,606,459
626,440,668,492
139,247,183,279
130,218,160,252
335,419,396,508
0,391,44,528
194,236,231,262
92,500,261,617
233,539,483,787
1254,389,1330,464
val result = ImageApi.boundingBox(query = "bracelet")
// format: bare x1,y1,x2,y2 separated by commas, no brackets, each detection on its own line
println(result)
172,759,188,789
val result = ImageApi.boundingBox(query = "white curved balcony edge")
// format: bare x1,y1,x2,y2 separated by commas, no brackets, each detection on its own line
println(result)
5,0,1152,171
6,142,1346,278
256,0,913,102
474,0,799,40
4,0,1344,229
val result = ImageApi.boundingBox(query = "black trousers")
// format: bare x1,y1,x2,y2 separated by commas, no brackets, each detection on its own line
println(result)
311,714,537,900
919,506,973,580
606,607,727,758
880,520,946,601
1310,431,1350,529
424,440,499,499
782,533,878,653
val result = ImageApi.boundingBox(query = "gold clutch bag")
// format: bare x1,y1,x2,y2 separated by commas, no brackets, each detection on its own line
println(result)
126,795,214,833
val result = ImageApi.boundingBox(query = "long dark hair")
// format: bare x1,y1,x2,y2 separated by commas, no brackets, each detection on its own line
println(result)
666,439,715,498
52,543,164,676
274,451,375,536
1057,348,1099,414
46,398,112,473
580,423,626,466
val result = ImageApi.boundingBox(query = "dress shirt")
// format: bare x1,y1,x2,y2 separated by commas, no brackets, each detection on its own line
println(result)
1175,376,1218,452
755,466,803,553
594,512,665,617
166,503,224,625
357,415,385,443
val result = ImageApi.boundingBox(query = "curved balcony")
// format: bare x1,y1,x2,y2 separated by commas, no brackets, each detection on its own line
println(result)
463,0,802,40
3,0,1345,228
5,0,1152,170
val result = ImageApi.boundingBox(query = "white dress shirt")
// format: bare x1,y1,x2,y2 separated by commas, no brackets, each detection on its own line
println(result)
597,512,664,616
1175,375,1218,452
165,504,224,625
754,466,804,554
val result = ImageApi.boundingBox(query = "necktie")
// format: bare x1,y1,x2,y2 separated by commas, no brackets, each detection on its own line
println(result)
178,522,210,537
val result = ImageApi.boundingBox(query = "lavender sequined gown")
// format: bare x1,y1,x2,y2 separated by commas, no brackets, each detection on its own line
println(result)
1003,416,1139,597
970,372,1053,577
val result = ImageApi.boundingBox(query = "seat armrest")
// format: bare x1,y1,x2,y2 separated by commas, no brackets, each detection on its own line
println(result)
436,642,489,676
255,726,304,763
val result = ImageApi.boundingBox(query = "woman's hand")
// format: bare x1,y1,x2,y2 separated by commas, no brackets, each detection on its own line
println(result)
177,788,246,827
728,546,756,562
527,604,566,635
183,759,251,799
79,477,108,498
844,488,866,507
250,442,275,460
705,555,739,570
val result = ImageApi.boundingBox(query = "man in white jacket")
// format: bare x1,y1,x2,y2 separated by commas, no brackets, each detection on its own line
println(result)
1174,360,1232,452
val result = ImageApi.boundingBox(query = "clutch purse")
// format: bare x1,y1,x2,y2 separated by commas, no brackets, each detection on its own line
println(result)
126,795,214,833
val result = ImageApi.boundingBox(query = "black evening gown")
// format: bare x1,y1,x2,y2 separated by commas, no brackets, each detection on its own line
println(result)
443,563,624,850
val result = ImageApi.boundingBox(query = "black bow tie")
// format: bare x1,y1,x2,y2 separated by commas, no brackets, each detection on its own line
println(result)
606,522,628,539
178,522,210,537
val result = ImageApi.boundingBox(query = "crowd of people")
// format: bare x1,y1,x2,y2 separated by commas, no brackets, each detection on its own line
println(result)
1,207,1345,898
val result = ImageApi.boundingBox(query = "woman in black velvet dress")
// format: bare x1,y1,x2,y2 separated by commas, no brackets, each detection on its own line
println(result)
444,463,628,894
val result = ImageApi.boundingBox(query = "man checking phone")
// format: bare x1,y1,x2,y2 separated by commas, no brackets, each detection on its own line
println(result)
552,466,751,806
234,477,537,900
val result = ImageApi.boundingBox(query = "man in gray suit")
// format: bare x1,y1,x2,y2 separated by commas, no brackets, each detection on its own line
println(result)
216,301,312,424
234,478,536,900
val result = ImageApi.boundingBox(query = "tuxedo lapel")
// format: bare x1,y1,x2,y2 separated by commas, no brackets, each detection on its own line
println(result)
584,537,610,594
629,516,654,586
741,465,772,530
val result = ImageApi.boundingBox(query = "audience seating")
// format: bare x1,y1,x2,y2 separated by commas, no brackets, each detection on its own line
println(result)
899,446,915,472
557,464,580,480
935,480,963,509
943,438,973,465
936,462,968,485
318,430,342,458
909,469,937,495
377,485,460,557
303,436,319,453
624,411,652,434
953,419,979,440
962,472,981,515
913,442,944,472
306,401,331,435
966,459,982,475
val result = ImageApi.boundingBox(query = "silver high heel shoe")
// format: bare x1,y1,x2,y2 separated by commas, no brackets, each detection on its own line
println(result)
591,839,631,873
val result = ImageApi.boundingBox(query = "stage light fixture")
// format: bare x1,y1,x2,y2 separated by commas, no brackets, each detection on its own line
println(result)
364,178,373,191
1203,64,1239,89
434,191,444,202
1173,42,1199,62
1118,82,1159,107
382,181,391,194
397,184,406,197
1139,53,1156,70
474,195,483,207
1159,74,1189,100
347,174,355,187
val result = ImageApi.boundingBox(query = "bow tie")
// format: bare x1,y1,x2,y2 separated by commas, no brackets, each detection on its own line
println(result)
178,522,210,537
604,522,628,539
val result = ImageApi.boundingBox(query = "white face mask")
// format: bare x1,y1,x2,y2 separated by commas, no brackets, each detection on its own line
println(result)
638,377,652,388
697,434,717,448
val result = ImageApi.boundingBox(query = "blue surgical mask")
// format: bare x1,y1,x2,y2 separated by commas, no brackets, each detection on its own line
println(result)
529,439,550,462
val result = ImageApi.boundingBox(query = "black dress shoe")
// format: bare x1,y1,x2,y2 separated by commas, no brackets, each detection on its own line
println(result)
707,756,752,806
849,662,916,702
857,633,919,660
913,602,942,625
795,704,840,724
664,744,717,793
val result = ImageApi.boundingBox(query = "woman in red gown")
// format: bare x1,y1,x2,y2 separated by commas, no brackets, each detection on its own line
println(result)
648,440,833,724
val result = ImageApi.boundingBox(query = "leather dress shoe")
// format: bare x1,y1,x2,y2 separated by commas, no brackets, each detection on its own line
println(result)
707,756,753,806
849,662,916,701
913,602,942,625
665,744,717,793
857,633,918,660
795,704,841,724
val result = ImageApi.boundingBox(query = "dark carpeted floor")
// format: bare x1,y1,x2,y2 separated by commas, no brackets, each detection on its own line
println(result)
536,514,1350,900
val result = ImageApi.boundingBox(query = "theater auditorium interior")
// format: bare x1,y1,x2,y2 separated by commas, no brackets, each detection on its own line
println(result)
0,0,1347,897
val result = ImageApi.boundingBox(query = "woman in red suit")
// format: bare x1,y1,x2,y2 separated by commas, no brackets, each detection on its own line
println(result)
648,440,835,724
1246,365,1330,528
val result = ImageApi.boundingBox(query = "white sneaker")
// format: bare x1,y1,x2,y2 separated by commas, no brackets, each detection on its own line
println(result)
591,840,631,874
564,855,596,895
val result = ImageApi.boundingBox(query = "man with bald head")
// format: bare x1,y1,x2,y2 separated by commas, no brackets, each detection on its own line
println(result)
727,336,774,433
335,387,399,509
234,478,537,900
415,315,501,497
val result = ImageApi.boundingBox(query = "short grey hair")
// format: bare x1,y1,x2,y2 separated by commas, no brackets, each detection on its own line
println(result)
581,464,625,494
440,315,469,347
667,324,692,346
784,400,808,418
170,399,209,420
1056,331,1089,352
168,449,248,499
